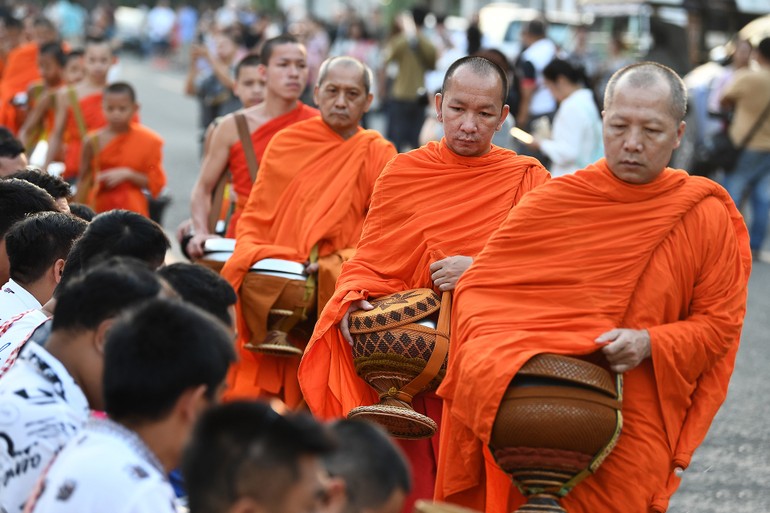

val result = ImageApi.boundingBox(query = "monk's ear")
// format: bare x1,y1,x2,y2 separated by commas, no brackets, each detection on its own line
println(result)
363,92,374,113
435,93,443,122
313,84,321,107
497,104,510,131
673,120,686,149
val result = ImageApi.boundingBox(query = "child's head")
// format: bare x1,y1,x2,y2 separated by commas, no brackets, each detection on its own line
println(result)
83,37,114,83
233,54,265,108
103,82,137,131
38,42,65,87
64,49,85,84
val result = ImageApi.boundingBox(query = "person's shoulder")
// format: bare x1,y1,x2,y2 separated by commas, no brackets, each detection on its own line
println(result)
131,124,164,143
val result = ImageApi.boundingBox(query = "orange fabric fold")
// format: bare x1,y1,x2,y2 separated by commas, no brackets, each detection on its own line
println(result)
0,43,40,133
220,116,396,407
88,124,166,217
226,103,319,237
436,159,751,513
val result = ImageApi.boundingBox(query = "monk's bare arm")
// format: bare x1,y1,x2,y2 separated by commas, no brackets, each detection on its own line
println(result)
188,118,235,256
44,89,69,169
18,92,52,146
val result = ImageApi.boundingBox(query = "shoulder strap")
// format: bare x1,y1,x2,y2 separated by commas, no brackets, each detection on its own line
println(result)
235,112,259,182
67,86,88,140
738,96,770,149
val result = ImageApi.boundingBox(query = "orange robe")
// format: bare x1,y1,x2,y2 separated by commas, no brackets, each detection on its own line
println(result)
88,124,166,218
436,160,751,513
61,92,140,180
220,116,396,407
0,43,40,134
226,102,319,237
298,140,550,513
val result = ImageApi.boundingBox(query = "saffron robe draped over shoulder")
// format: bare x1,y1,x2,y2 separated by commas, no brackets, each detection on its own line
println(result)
220,116,396,407
436,160,751,513
226,102,319,237
298,139,549,511
89,124,166,217
0,43,40,133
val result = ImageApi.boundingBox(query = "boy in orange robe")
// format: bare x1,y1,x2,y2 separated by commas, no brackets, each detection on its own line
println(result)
76,82,166,218
45,38,133,180
220,56,396,408
298,57,550,513
436,62,752,513
187,35,319,257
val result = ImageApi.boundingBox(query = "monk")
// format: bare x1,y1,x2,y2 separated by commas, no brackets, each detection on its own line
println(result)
44,37,127,180
220,56,396,408
76,82,166,217
0,17,60,134
16,42,65,152
175,52,267,249
187,34,319,257
298,56,550,513
436,62,751,513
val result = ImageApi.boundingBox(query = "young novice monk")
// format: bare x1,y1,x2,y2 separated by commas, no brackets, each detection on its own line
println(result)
76,82,166,217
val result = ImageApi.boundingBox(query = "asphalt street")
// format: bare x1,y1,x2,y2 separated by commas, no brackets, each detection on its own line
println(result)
120,56,770,513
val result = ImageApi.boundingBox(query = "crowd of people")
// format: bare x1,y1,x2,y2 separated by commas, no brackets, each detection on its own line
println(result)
0,2,764,513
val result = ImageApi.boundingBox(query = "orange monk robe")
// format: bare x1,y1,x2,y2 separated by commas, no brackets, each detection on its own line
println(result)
220,116,396,407
61,92,139,180
436,160,751,513
298,139,550,513
0,43,40,134
86,123,166,218
226,102,319,237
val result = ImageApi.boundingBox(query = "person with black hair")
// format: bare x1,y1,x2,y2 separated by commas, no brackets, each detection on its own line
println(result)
0,128,27,176
383,7,437,152
515,19,557,139
8,168,71,211
0,258,165,513
0,178,58,285
68,202,96,221
182,401,336,513
321,420,411,513
157,263,237,332
0,211,86,322
522,58,602,177
27,298,236,513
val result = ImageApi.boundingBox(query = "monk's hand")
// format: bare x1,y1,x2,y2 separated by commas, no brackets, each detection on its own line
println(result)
186,233,220,259
430,255,473,291
340,300,374,346
305,262,319,275
98,168,132,188
595,328,652,373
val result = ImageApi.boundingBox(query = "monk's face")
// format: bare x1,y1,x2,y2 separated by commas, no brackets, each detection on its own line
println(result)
234,65,265,108
314,62,373,140
602,77,685,185
436,66,509,157
84,43,113,82
103,93,137,130
38,53,63,87
263,43,309,102
64,56,85,84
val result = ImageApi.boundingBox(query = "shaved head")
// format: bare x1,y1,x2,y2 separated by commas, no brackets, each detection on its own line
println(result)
604,62,687,122
317,56,372,95
441,56,508,108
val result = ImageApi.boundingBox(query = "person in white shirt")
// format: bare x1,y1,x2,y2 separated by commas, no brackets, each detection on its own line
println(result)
0,212,86,323
182,401,336,513
524,58,603,178
0,179,58,287
516,19,557,130
0,258,165,513
27,297,236,513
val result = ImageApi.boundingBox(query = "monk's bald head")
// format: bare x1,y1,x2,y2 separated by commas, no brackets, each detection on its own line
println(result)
604,62,687,122
317,56,372,95
441,56,508,110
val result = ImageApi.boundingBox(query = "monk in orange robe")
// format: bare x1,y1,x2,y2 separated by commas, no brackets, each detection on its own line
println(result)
76,83,166,218
299,56,550,513
220,56,396,408
45,38,132,180
17,42,65,152
187,35,319,258
0,17,60,134
436,62,752,513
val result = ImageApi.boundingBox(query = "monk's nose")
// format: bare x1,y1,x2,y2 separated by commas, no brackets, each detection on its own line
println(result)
623,129,643,152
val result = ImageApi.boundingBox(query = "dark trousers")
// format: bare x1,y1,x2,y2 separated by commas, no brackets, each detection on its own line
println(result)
386,99,425,152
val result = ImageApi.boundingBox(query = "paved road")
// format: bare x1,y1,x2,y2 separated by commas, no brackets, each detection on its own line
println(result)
120,56,770,513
